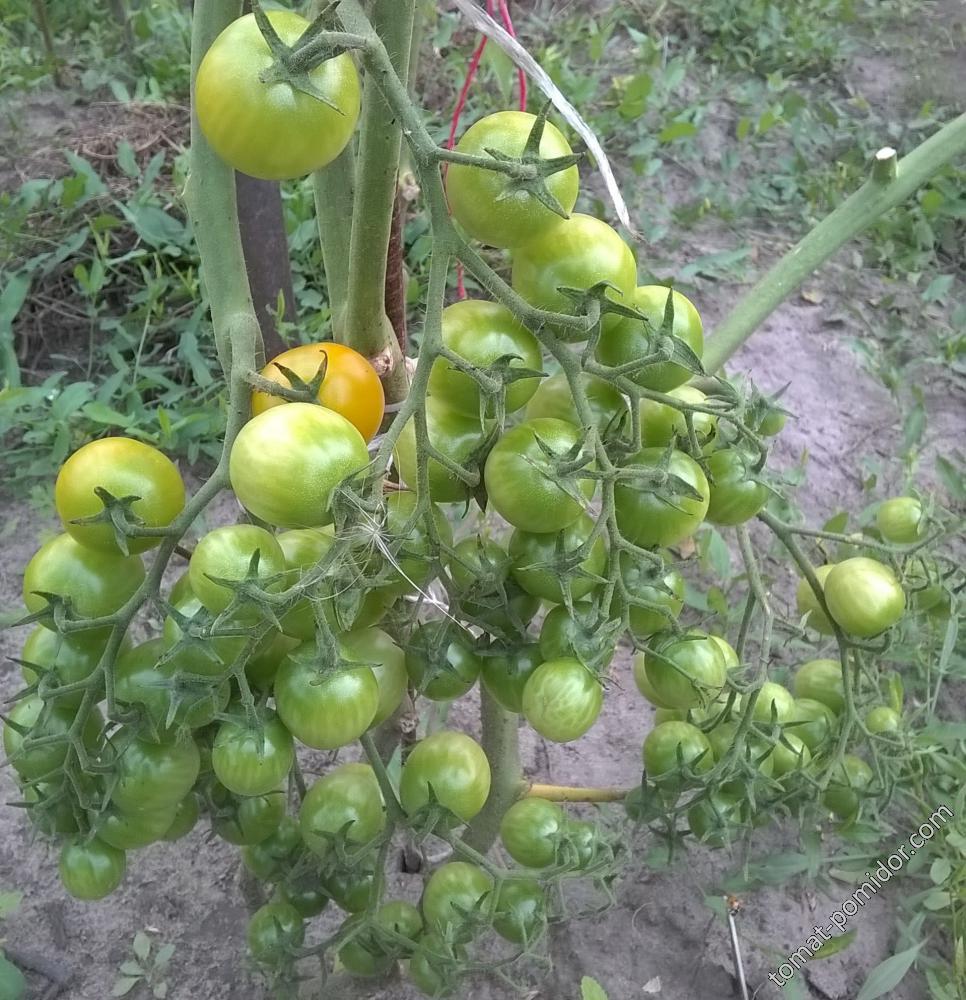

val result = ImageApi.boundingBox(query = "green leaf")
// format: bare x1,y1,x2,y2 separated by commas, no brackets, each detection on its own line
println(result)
736,117,751,140
658,120,697,143
930,858,951,884
823,511,848,533
812,930,856,959
0,955,26,999
82,402,134,427
118,961,143,977
116,142,139,179
581,976,608,1000
153,983,168,999
133,931,151,962
619,73,652,119
155,943,175,967
922,274,953,302
112,977,141,997
0,891,22,920
923,890,950,910
855,942,924,1000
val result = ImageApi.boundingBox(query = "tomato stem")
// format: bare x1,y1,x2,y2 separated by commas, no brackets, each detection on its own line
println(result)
524,783,631,803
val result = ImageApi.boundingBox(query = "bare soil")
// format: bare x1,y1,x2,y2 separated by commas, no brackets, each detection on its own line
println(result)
0,4,962,1000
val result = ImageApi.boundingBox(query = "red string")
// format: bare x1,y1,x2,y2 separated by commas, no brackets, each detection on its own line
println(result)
449,0,527,299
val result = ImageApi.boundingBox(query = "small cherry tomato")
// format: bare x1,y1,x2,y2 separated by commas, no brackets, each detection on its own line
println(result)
251,342,385,442
59,838,126,900
340,627,408,728
212,711,294,797
525,372,628,432
246,901,304,963
500,797,565,868
241,815,301,879
639,385,717,448
865,705,901,734
111,735,201,813
446,111,580,249
299,763,384,859
428,299,542,417
743,681,795,725
768,733,812,777
597,286,703,392
508,513,606,604
480,643,542,714
643,721,713,788
788,698,836,752
823,557,905,637
522,657,603,743
484,417,595,532
421,861,492,933
188,524,286,616
494,878,545,944
876,496,924,544
823,755,873,820
212,785,286,845
4,696,102,782
538,603,615,671
405,620,482,702
55,437,185,555
643,632,726,710
97,805,176,851
376,490,454,599
793,659,845,714
400,731,491,823
619,556,685,638
704,448,769,526
795,564,836,635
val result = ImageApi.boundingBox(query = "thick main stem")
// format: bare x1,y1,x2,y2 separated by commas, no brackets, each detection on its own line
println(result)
462,689,524,853
705,114,966,370
336,0,414,403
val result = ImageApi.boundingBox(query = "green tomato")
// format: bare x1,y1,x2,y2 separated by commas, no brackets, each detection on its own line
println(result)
196,11,360,180
793,659,845,714
688,790,745,847
340,627,408,728
22,533,145,637
823,557,905,637
744,681,796,725
865,705,901,734
211,785,286,845
642,721,713,787
511,214,637,340
538,603,615,672
393,399,488,504
163,794,200,841
20,626,124,709
639,385,717,448
704,448,769,526
59,838,126,900
111,735,201,813
407,936,463,997
480,643,542,714
788,698,836,752
493,878,545,944
631,652,674,709
876,497,924,544
400,731,490,823
428,299,542,416
241,815,301,879
3,696,102,782
320,868,374,913
614,448,710,548
508,513,606,604
246,902,304,963
211,711,294,797
823,755,873,820
597,286,703,392
709,635,739,670
405,620,482,702
299,762,384,858
161,590,246,678
525,372,628,432
619,555,685,638
377,490,454,598
483,418,595,533
97,805,176,851
229,402,370,528
795,564,837,635
642,632,726,710
445,110,579,248
499,797,565,868
274,642,379,750
768,733,812,777
521,657,603,743
421,861,492,933
278,883,329,918
189,524,286,617
338,916,395,977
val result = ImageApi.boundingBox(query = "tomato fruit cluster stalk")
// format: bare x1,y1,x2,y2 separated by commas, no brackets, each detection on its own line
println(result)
6,0,962,996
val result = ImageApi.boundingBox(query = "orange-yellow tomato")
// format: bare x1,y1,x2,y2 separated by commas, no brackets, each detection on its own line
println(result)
251,342,385,442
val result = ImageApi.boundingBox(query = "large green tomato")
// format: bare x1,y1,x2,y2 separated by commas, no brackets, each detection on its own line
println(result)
521,658,603,743
421,861,493,933
525,372,628,432
876,496,924,544
642,721,713,788
614,447,710,548
705,448,769,525
597,286,703,391
212,711,294,797
55,437,185,555
3,696,102,781
393,399,488,504
823,557,905,637
274,642,379,750
795,564,836,635
399,731,490,823
642,632,726,710
511,214,637,339
619,555,685,638
639,385,717,448
115,637,230,731
793,659,845,714
59,838,126,900
499,797,565,868
446,111,580,249
483,418,595,532
299,763,384,858
111,735,201,813
196,11,360,180
405,620,482,702
508,512,606,603
480,643,542,713
230,402,370,528
22,533,145,634
188,524,286,616
340,627,408,728
428,299,542,417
